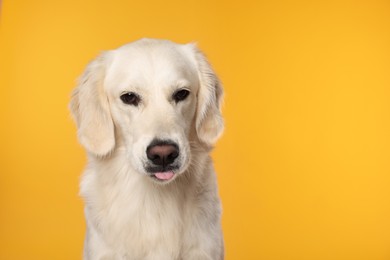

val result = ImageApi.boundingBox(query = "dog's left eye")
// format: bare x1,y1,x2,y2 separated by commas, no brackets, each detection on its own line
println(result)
173,89,190,103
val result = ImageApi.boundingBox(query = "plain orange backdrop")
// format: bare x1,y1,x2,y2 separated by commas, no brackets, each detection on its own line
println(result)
1,0,390,259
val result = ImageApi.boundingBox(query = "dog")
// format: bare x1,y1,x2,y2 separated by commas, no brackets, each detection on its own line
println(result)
70,38,224,260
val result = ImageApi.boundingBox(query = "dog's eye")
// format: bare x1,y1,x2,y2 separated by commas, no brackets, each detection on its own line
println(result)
173,89,190,103
120,92,140,106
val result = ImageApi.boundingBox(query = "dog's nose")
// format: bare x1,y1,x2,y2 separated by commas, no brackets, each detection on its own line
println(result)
146,141,179,167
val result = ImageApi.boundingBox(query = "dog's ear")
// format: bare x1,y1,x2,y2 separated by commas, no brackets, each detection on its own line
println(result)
189,44,224,147
69,52,115,157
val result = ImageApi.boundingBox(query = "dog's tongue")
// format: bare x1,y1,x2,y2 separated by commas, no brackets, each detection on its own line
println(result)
154,171,174,180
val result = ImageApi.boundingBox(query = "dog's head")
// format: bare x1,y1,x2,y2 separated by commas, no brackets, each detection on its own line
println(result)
70,39,223,183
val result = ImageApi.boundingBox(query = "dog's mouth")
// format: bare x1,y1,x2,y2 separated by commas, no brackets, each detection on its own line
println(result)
146,165,179,182
151,171,175,181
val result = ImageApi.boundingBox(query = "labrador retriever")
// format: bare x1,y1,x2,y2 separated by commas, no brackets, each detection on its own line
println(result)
70,38,224,260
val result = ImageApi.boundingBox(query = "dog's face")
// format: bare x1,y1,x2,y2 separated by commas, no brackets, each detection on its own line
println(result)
70,39,223,184
106,42,200,181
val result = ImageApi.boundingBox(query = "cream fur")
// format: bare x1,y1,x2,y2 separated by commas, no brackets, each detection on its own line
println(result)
70,38,224,260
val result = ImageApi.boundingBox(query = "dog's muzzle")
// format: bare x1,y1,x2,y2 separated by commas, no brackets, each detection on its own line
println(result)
145,139,180,181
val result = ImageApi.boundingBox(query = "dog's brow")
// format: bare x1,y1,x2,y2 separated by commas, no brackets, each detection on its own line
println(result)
119,85,143,94
173,79,191,89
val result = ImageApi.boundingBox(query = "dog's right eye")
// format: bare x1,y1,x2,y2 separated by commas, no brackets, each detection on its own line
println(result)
173,89,190,103
120,92,140,106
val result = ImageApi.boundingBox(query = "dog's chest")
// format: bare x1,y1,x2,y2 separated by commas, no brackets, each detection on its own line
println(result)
97,183,188,258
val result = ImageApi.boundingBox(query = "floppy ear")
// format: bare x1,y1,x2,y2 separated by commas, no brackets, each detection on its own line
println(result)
69,53,115,157
191,45,224,147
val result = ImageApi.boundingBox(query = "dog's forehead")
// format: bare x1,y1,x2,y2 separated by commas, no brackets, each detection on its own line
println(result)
105,40,199,92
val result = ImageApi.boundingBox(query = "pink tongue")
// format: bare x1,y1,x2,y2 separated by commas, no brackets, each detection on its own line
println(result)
154,171,174,180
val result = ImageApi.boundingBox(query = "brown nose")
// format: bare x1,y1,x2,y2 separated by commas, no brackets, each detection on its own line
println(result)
146,140,179,167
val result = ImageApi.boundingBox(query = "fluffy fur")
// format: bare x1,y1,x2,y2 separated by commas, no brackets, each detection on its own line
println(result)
70,38,224,260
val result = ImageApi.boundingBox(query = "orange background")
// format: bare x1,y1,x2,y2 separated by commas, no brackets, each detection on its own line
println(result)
1,1,390,259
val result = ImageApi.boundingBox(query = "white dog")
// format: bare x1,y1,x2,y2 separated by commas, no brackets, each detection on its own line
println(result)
70,38,224,260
